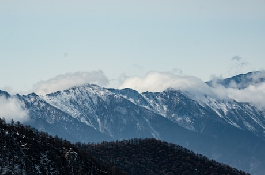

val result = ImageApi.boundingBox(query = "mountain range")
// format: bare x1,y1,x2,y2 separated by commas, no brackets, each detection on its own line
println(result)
1,71,265,174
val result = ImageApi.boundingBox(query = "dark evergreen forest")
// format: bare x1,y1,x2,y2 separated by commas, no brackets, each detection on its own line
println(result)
82,139,249,175
0,118,125,175
0,118,249,175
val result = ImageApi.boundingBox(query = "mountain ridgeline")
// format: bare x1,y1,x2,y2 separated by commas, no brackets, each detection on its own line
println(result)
1,71,265,174
206,71,265,89
0,120,249,175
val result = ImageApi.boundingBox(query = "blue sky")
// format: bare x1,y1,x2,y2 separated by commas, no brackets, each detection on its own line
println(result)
1,0,265,93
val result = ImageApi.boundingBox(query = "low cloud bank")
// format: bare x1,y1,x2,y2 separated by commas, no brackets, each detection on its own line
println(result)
30,70,265,109
119,71,265,109
227,83,265,109
209,71,265,109
33,71,109,95
226,71,265,109
0,96,29,123
119,71,215,99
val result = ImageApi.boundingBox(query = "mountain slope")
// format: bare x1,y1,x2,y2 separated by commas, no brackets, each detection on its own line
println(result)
19,92,112,143
110,87,265,140
17,84,264,174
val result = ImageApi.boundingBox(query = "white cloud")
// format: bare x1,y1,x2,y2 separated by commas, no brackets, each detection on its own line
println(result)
118,71,265,109
0,96,29,123
33,71,109,95
224,71,265,109
227,83,265,110
119,71,214,98
207,71,265,109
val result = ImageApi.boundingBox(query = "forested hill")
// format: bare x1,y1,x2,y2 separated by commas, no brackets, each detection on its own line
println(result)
0,118,249,175
0,118,125,175
82,139,249,175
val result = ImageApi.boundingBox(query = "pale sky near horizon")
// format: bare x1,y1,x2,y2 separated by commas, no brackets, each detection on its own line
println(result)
1,0,265,93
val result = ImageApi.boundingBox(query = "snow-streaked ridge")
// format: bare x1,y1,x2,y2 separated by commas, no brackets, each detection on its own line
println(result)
110,87,265,138
42,84,112,130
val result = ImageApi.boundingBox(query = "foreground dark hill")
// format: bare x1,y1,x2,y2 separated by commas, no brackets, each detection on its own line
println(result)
80,138,249,175
0,118,125,175
0,119,248,175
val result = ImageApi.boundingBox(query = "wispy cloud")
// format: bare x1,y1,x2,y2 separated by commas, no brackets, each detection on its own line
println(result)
229,56,249,76
33,71,109,95
0,96,29,123
231,56,242,61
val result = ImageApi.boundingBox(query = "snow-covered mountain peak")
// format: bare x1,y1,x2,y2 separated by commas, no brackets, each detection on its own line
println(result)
46,83,110,96
41,84,113,121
